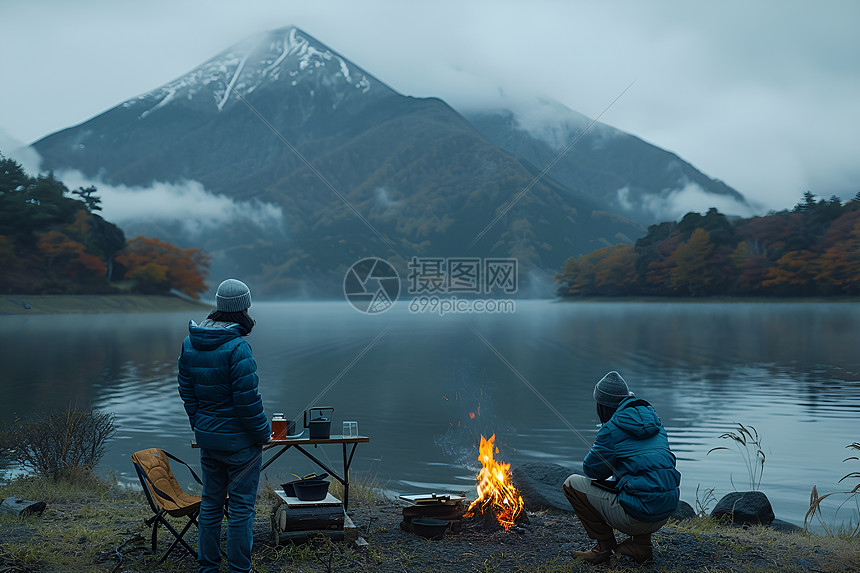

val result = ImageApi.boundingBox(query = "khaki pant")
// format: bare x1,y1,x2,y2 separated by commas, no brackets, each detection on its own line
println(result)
563,474,668,539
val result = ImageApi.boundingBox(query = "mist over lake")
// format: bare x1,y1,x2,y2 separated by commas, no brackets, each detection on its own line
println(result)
2,300,859,528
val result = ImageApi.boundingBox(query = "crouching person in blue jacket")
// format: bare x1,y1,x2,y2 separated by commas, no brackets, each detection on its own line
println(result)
563,371,680,565
178,279,271,573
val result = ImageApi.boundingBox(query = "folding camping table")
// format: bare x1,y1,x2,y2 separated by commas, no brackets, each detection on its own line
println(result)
193,435,370,510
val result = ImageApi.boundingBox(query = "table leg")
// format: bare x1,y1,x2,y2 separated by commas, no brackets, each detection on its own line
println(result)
293,446,343,485
342,443,359,511
260,445,292,473
342,443,349,511
257,440,365,512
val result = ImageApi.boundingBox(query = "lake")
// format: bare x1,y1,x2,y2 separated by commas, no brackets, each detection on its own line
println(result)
2,300,859,528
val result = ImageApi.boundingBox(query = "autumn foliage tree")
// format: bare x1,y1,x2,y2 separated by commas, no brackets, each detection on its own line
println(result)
36,229,107,277
1,151,210,297
115,236,210,299
815,210,860,295
556,193,860,298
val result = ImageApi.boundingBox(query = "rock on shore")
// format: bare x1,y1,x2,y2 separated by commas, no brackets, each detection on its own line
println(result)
511,462,577,512
711,491,775,526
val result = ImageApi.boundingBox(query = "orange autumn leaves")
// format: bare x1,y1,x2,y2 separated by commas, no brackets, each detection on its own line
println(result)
115,237,210,299
1,154,210,297
37,229,107,277
558,197,860,297
33,217,210,298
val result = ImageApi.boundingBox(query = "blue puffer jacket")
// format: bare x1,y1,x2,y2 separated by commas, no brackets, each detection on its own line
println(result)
177,320,270,452
582,396,680,521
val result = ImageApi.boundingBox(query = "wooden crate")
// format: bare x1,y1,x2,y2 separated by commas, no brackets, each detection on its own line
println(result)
270,491,360,545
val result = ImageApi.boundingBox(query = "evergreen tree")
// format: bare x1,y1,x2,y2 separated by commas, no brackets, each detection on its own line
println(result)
71,186,102,213
794,191,817,213
0,150,207,296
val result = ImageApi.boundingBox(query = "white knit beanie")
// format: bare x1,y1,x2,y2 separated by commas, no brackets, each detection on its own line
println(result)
215,279,252,312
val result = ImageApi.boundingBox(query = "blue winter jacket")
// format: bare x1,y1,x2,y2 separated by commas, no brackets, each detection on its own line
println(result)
582,396,681,521
177,320,270,452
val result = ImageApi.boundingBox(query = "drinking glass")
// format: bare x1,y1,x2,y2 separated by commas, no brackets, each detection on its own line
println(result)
342,421,358,437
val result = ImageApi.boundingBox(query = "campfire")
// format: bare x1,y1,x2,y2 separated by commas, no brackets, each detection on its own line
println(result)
464,434,526,531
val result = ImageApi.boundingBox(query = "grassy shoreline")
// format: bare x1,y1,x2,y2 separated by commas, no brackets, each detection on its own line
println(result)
0,294,210,315
0,475,857,573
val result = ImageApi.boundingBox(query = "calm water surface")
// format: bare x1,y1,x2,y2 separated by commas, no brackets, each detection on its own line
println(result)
2,300,859,527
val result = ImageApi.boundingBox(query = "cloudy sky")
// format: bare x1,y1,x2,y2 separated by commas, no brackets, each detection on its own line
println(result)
1,0,858,213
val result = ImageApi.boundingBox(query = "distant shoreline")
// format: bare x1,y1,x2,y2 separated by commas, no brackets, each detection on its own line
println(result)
554,295,860,303
0,294,210,315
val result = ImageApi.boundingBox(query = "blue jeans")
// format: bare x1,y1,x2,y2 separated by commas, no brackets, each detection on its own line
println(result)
198,445,262,573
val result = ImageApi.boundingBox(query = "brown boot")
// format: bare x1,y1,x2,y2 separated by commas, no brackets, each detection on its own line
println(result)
571,537,617,565
615,534,653,564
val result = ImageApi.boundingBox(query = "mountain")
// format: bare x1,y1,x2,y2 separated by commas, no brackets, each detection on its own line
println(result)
34,26,697,297
36,27,397,194
464,99,749,225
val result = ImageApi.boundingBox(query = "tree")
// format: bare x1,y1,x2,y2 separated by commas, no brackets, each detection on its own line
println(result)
556,245,638,296
762,250,819,295
815,212,860,295
644,235,682,294
731,241,771,293
36,230,106,278
593,244,637,294
70,186,102,213
0,234,17,268
556,251,600,296
677,208,736,246
64,209,125,280
0,154,30,194
794,191,817,213
667,228,716,296
116,236,210,298
557,191,860,298
129,262,170,292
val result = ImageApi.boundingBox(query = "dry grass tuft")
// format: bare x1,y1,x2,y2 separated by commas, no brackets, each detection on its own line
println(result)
805,442,860,537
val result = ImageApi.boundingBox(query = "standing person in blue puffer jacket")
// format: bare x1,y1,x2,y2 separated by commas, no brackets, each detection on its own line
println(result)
178,279,271,573
563,371,680,565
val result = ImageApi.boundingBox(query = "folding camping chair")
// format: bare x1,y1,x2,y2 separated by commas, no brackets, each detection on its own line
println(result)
131,448,205,563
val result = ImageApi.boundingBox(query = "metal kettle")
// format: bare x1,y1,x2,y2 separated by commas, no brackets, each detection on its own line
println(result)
303,406,334,439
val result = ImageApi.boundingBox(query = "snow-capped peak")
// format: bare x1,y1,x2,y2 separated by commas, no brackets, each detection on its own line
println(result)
126,26,386,118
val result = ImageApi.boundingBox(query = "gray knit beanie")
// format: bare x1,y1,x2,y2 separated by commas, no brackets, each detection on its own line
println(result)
593,371,632,407
215,279,252,312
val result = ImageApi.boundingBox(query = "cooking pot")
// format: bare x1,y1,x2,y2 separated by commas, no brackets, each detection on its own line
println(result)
292,479,330,501
281,473,329,497
411,518,449,539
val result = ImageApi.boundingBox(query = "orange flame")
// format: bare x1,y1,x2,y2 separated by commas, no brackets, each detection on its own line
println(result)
465,434,524,530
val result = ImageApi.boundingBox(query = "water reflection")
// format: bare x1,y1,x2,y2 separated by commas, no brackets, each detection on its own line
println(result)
2,301,859,527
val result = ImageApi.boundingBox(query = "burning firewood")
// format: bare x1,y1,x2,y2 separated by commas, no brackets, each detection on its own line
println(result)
464,434,528,531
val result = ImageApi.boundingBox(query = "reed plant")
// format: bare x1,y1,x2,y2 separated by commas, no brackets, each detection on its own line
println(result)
694,484,717,517
707,423,766,491
805,441,860,537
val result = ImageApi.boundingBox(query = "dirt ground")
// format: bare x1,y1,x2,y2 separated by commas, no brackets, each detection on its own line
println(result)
246,497,851,573
1,487,855,573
